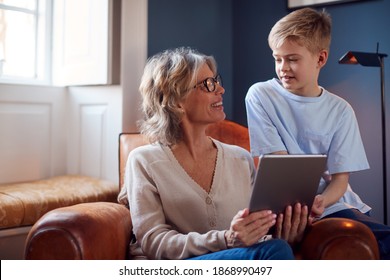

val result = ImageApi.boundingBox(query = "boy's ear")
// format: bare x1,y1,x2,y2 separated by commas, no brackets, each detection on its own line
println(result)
318,50,328,67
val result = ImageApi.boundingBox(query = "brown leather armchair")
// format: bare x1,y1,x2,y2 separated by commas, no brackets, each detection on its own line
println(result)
24,120,380,260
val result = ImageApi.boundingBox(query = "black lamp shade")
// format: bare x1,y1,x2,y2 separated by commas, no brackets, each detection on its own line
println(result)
339,51,387,67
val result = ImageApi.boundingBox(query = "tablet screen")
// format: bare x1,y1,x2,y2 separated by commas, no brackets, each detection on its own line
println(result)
249,154,327,214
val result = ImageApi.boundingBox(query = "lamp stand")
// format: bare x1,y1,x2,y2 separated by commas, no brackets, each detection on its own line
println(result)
380,56,388,225
339,49,388,224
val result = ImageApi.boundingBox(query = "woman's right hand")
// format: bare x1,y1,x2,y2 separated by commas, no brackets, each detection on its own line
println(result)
225,208,276,248
274,203,308,245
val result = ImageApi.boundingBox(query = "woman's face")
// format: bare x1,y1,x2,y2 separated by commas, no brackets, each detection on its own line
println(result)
179,63,225,126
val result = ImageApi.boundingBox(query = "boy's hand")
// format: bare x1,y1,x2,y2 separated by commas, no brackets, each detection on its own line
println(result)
274,203,308,245
309,194,325,224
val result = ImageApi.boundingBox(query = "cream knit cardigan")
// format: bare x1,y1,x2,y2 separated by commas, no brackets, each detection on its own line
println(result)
118,139,255,260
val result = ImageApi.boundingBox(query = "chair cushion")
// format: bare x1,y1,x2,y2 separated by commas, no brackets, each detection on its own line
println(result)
0,175,118,229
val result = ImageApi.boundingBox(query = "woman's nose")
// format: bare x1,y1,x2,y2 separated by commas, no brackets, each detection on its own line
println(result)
215,84,225,95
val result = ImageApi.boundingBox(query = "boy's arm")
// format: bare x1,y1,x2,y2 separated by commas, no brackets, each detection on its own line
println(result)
320,172,350,208
310,172,349,219
271,150,288,155
269,151,348,208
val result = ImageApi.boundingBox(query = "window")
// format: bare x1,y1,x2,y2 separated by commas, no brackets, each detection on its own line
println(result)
0,0,117,86
0,0,51,84
52,0,113,86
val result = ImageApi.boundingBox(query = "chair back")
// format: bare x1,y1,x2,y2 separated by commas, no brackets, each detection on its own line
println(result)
205,119,251,151
118,133,148,190
118,120,253,190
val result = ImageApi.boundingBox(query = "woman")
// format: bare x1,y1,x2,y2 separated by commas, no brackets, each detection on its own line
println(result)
118,47,296,260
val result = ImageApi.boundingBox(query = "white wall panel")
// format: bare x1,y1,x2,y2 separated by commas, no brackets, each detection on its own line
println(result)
79,105,107,178
121,0,147,132
0,103,51,183
67,85,121,183
0,84,67,184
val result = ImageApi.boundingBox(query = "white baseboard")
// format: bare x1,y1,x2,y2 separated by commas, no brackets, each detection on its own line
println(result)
0,226,31,260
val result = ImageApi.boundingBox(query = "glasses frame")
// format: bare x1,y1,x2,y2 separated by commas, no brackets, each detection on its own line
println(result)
193,74,223,93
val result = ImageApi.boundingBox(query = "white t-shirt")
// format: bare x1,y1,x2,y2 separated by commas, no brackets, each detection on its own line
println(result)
245,78,371,217
119,138,255,259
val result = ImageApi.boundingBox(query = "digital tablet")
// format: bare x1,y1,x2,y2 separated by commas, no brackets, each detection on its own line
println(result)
249,154,327,214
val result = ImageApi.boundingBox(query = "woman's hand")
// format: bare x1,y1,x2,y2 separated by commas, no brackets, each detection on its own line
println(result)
274,203,308,245
225,208,276,248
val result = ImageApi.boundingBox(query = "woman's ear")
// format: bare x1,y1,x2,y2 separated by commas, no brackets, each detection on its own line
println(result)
177,102,183,110
176,102,185,114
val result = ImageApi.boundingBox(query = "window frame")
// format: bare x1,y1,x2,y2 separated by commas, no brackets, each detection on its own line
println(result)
0,0,52,85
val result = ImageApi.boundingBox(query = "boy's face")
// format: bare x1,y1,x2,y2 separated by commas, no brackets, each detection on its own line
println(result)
272,39,327,97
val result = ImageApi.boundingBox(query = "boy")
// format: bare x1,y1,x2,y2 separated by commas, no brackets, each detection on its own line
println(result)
245,7,390,259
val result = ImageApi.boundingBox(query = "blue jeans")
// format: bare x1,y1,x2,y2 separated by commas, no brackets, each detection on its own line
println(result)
323,209,390,260
186,239,294,260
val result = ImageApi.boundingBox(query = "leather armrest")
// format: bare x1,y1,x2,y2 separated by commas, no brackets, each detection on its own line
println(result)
25,203,379,260
298,217,379,260
24,202,132,260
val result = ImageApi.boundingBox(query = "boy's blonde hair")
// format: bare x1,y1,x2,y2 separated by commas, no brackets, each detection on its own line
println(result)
268,8,332,54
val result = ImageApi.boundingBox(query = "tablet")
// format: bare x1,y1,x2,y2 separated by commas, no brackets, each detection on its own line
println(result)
249,154,327,214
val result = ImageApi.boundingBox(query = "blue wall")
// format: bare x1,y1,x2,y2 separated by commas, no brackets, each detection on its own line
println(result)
148,0,390,223
148,0,234,120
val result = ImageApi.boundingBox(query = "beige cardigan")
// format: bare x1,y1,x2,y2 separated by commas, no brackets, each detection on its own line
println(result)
119,139,255,260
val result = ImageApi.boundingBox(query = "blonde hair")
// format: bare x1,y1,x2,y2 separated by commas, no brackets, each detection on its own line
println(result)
268,8,332,54
138,47,217,145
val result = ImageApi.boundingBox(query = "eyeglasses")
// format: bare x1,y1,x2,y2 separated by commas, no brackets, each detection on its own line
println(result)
193,74,223,92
